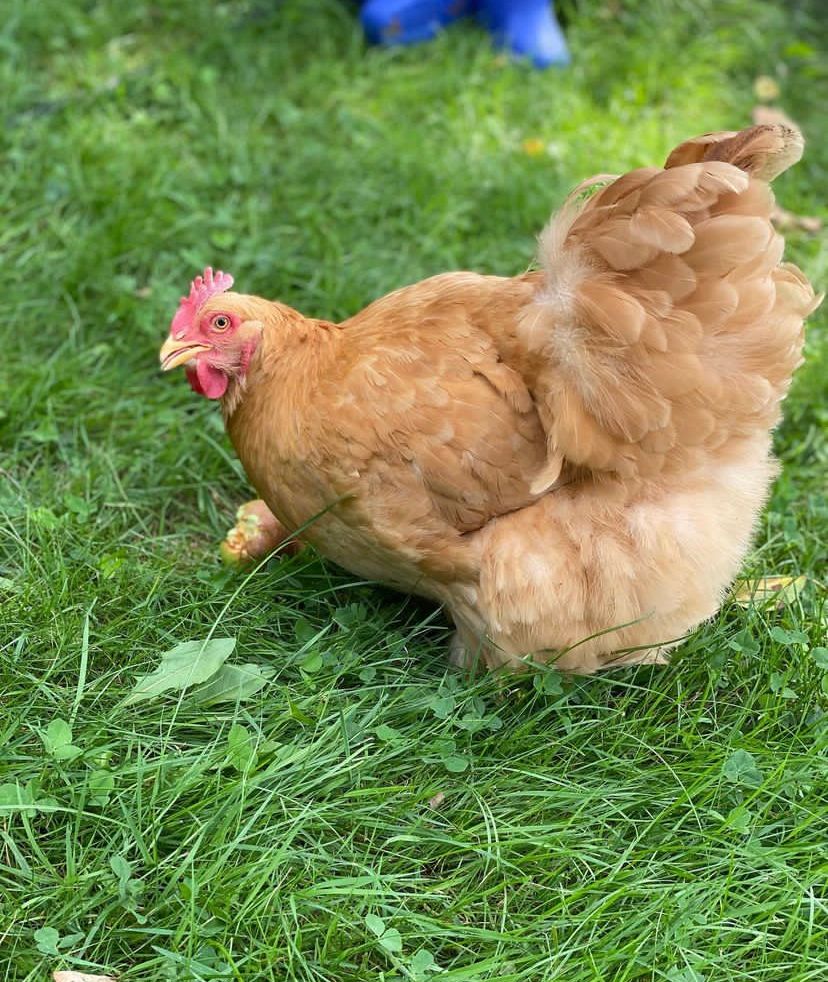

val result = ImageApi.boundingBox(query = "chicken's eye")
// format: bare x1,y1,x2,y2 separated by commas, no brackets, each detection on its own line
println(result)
212,315,231,332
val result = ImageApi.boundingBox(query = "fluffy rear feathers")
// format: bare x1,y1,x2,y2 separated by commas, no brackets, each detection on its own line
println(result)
522,124,820,480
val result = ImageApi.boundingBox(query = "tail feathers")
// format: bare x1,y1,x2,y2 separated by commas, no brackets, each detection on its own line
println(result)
665,123,805,181
521,125,820,481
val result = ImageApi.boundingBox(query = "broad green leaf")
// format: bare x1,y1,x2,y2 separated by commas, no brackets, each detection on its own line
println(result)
299,649,323,673
810,647,828,670
770,672,797,699
727,630,759,656
227,723,257,772
534,670,563,694
375,724,402,743
41,718,83,760
124,637,236,705
769,626,809,645
723,749,763,788
189,662,274,705
40,719,66,753
54,743,83,761
0,781,58,813
428,694,455,719
294,617,317,645
411,949,438,978
379,927,403,953
783,40,816,58
442,754,469,773
34,926,60,956
455,714,489,734
0,782,34,809
365,913,403,953
725,805,753,834
333,603,367,629
99,552,126,579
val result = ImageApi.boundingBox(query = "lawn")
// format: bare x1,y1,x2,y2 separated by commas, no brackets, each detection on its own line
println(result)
1,0,827,979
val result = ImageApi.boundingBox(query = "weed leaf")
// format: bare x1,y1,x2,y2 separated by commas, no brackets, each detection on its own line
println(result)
723,749,763,788
189,662,274,705
41,718,82,761
124,637,236,705
34,927,60,956
809,647,827,669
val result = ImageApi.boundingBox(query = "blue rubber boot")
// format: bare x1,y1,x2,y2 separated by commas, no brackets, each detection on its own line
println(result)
360,0,477,46
478,0,570,68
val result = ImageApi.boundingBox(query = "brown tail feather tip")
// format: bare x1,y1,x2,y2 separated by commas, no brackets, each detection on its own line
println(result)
665,124,804,182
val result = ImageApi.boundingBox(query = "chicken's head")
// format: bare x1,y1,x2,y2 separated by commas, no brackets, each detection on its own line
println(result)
159,267,262,399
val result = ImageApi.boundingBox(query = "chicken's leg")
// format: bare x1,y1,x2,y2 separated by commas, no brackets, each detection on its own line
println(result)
220,499,302,566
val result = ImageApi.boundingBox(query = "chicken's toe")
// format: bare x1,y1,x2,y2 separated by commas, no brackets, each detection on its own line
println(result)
220,499,302,566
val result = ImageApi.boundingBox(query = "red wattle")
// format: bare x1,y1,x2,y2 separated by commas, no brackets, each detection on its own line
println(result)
186,364,205,395
186,360,228,400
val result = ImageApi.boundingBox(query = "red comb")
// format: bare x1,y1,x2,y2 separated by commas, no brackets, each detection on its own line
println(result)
171,267,234,335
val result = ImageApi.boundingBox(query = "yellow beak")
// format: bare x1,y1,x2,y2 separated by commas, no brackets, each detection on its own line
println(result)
159,338,211,371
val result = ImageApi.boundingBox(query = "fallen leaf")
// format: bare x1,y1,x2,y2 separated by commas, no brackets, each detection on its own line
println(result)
732,575,809,608
753,75,780,102
123,637,236,705
428,791,446,809
54,973,118,982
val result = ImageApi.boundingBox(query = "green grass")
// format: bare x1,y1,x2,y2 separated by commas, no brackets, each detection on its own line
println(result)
1,0,827,978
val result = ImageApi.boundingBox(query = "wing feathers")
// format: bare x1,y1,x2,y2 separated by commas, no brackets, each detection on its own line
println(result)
628,208,696,252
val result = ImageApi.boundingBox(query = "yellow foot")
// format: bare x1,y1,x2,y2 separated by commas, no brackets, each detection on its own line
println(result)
219,499,302,566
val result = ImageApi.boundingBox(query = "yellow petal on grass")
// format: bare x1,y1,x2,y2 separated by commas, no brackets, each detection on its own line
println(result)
521,138,546,157
753,75,781,102
732,575,809,608
53,973,118,982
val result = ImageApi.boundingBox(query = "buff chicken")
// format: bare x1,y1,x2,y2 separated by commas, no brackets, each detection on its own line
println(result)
159,124,819,673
